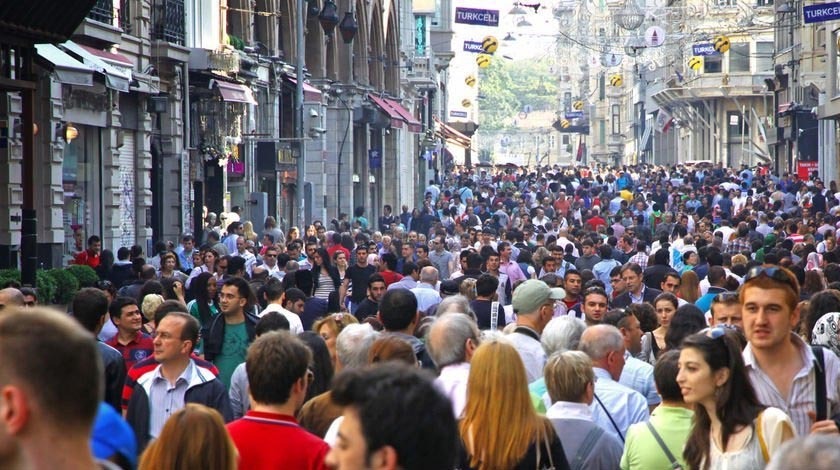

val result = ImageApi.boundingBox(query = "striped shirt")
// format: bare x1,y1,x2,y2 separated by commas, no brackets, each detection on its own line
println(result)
743,334,840,436
149,360,194,439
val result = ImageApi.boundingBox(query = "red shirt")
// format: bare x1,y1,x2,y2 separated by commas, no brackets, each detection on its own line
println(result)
227,411,329,470
105,332,154,370
380,270,404,286
326,244,350,261
74,249,101,268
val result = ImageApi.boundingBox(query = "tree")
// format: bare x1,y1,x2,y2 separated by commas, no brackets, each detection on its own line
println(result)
477,58,557,131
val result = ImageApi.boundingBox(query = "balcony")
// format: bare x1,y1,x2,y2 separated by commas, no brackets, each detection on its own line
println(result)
87,0,114,24
152,0,186,46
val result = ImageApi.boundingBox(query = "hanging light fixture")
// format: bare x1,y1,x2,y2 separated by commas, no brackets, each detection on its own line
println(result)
64,123,79,143
306,0,321,16
339,12,358,44
318,0,340,35
614,2,645,31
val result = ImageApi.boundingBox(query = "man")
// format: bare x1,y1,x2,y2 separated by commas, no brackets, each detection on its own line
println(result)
427,313,480,418
0,308,106,469
207,230,229,257
227,331,329,468
325,363,458,470
299,324,379,437
259,279,304,334
177,234,196,272
613,263,662,309
593,245,622,295
71,288,127,413
575,239,601,272
353,273,387,321
105,297,154,370
340,246,377,314
410,266,442,312
708,292,742,327
573,286,609,326
378,288,435,369
378,253,404,286
414,244,430,263
203,277,259,388
579,324,649,443
264,216,285,248
126,312,232,449
621,350,694,470
560,270,583,311
379,204,398,232
544,351,623,469
484,250,512,305
223,221,244,255
234,235,257,276
469,274,505,330
0,287,24,310
659,271,689,307
429,236,454,280
387,261,419,291
262,245,284,279
498,241,526,284
603,309,660,409
609,266,626,300
510,279,565,382
74,234,102,268
19,287,36,307
695,266,730,314
453,252,484,288
742,265,840,436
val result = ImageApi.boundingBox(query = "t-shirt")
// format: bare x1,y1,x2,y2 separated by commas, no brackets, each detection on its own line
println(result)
227,411,329,470
105,332,154,370
214,322,250,389
346,265,377,302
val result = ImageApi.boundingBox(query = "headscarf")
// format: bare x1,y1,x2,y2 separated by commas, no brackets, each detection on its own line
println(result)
812,312,840,357
806,252,823,271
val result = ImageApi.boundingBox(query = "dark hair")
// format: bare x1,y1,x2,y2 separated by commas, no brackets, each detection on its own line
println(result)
665,304,707,350
222,277,256,309
72,288,110,333
805,289,840,341
227,256,246,276
108,296,138,321
381,253,398,271
653,292,679,311
653,350,683,402
603,308,635,330
263,277,284,302
191,272,219,326
255,311,290,336
626,302,658,333
153,300,189,326
475,274,499,297
298,331,334,402
682,330,765,470
246,331,312,405
330,363,457,470
379,288,418,331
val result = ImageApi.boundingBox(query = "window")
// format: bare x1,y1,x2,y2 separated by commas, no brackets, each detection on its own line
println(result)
705,55,722,73
728,112,749,136
756,0,773,6
729,43,750,72
562,134,570,146
564,92,572,112
715,0,737,7
611,104,621,135
756,42,774,72
599,120,606,145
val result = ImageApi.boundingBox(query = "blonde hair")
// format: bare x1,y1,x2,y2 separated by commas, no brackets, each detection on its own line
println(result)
544,350,594,403
138,403,237,470
460,278,477,300
243,221,257,242
140,294,165,322
312,312,359,338
460,339,554,469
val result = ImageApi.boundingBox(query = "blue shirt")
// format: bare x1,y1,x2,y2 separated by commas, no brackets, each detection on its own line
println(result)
620,353,661,407
149,360,194,439
590,367,650,443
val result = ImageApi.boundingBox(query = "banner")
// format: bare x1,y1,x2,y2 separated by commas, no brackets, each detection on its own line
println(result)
368,149,382,169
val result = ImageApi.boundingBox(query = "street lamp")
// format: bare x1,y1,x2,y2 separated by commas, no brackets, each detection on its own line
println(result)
339,12,358,44
318,0,340,35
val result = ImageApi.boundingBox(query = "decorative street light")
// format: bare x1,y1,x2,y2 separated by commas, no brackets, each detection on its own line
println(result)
318,0,340,35
614,2,645,31
339,12,358,44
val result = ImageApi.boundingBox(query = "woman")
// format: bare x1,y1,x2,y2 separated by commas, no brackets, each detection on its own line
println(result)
681,250,699,274
801,269,825,301
287,226,300,243
640,293,678,363
352,206,369,230
138,403,237,470
313,313,359,367
187,272,219,328
140,294,164,336
298,332,334,403
679,270,701,303
458,340,570,470
242,220,258,245
186,248,215,291
95,249,115,281
804,251,824,271
664,304,707,351
333,250,348,282
311,247,341,301
678,329,795,469
158,252,187,284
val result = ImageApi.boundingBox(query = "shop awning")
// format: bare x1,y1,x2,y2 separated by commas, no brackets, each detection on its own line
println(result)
284,77,322,102
211,79,258,105
369,94,404,129
34,43,95,86
383,97,422,132
434,117,472,148
61,41,132,92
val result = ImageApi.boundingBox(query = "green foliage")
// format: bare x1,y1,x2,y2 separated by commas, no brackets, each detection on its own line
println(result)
66,264,99,288
48,269,81,305
35,270,56,307
477,58,558,131
0,268,20,281
228,35,245,50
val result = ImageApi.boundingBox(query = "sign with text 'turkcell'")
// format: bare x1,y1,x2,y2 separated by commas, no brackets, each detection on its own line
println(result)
463,41,485,53
455,7,499,27
804,2,840,23
692,43,719,56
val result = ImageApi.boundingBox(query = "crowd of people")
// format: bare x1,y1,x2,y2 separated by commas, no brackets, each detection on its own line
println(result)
5,161,840,468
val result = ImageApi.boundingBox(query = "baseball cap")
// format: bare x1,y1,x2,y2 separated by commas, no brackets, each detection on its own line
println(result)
512,279,566,314
90,402,137,467
440,280,460,296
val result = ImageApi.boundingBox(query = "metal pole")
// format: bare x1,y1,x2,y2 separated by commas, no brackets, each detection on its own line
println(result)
295,0,307,230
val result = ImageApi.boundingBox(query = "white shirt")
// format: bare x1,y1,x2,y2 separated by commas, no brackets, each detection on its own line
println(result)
258,303,303,334
546,400,594,422
434,362,470,418
508,326,546,383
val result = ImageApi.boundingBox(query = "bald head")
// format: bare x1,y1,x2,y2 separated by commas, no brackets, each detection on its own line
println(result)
427,313,479,369
579,324,625,379
419,266,439,284
0,287,24,311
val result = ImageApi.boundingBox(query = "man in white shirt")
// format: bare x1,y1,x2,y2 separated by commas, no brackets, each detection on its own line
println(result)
410,266,442,312
509,280,565,382
258,279,304,334
427,313,480,418
234,236,257,276
579,324,650,443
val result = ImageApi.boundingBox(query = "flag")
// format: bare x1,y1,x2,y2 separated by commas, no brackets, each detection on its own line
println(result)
655,109,674,133
576,141,586,162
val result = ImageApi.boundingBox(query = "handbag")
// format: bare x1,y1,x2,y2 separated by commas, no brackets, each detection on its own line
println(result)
534,427,556,470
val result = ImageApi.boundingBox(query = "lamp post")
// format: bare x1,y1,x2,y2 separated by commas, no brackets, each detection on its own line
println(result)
295,0,307,230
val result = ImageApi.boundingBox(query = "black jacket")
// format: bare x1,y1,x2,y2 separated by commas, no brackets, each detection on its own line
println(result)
612,287,662,309
98,342,126,413
202,311,259,362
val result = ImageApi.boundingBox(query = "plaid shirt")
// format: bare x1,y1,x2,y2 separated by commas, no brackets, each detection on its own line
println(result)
727,236,751,254
629,251,649,271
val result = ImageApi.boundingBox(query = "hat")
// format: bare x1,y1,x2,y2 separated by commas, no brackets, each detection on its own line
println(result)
440,280,460,296
512,279,566,314
90,403,137,467
812,312,840,358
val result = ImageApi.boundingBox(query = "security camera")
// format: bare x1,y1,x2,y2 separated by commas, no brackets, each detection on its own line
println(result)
310,127,327,135
309,108,319,118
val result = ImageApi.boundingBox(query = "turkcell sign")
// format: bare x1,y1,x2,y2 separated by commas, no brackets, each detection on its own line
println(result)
565,111,584,119
804,2,840,23
692,43,718,56
463,41,485,53
455,7,499,27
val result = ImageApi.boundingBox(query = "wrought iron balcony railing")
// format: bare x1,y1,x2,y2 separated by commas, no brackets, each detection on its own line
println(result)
151,0,186,46
88,0,114,24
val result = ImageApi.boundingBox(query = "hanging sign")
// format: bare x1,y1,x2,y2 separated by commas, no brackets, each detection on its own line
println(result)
455,7,500,27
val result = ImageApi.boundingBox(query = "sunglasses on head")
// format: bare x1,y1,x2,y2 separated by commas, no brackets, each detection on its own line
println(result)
743,266,798,292
712,292,739,303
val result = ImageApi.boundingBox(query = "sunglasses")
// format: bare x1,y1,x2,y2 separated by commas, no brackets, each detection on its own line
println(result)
712,292,739,303
743,266,798,293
